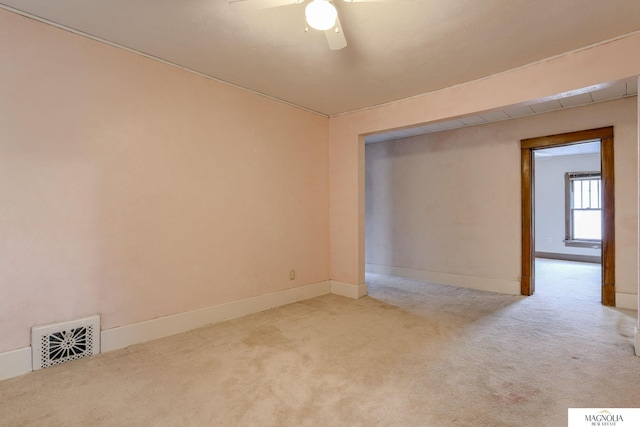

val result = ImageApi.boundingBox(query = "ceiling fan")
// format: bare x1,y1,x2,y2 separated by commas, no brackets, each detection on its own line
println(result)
229,0,399,51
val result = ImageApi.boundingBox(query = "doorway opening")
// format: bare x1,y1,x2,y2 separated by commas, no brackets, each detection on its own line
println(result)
533,142,603,301
520,127,615,306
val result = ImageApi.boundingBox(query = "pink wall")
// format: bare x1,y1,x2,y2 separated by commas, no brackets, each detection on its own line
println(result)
330,32,640,286
0,10,329,353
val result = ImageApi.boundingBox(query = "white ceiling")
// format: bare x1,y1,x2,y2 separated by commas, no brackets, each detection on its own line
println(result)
2,0,640,116
535,141,600,158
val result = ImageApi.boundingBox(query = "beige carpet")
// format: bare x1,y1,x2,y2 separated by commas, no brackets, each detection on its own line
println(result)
1,259,639,426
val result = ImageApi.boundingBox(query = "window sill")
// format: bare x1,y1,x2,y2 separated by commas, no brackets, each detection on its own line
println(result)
564,240,602,249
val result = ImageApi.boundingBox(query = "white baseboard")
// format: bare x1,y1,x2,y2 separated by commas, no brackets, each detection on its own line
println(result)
1,278,371,380
3,278,637,375
330,280,368,299
0,347,32,382
1,281,333,380
102,280,332,352
365,263,520,295
615,292,638,310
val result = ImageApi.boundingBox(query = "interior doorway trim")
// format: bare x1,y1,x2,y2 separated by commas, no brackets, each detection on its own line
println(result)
520,126,615,306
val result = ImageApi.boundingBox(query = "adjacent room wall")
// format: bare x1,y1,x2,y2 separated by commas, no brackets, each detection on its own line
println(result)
0,9,330,354
365,124,521,293
364,97,638,301
534,153,601,259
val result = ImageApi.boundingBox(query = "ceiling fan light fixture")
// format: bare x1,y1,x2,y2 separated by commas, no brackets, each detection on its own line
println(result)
305,0,338,31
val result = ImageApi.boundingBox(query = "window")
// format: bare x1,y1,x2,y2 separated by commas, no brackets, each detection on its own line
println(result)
565,172,601,248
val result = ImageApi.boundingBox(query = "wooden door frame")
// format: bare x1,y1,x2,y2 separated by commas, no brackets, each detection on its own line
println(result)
520,126,615,306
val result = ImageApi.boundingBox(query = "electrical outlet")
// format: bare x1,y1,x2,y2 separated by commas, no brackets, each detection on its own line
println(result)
289,270,295,280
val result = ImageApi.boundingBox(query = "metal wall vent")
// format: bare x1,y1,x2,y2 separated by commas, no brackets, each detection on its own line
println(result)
31,315,100,370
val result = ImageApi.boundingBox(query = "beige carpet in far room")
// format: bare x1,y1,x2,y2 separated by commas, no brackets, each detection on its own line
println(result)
1,259,639,426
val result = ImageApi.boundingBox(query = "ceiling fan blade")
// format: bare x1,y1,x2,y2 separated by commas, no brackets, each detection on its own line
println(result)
228,0,297,10
325,16,347,50
342,0,405,2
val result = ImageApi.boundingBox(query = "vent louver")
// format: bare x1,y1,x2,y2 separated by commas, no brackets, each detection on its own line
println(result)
31,315,100,370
